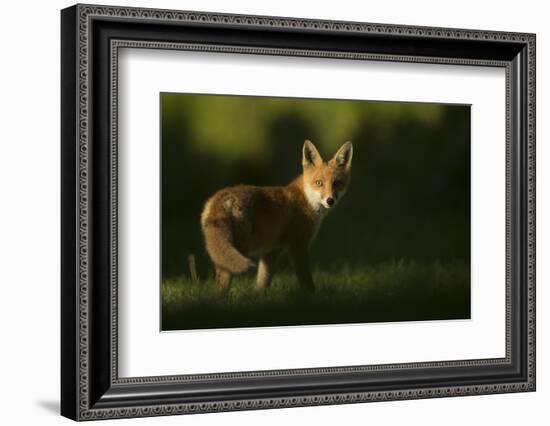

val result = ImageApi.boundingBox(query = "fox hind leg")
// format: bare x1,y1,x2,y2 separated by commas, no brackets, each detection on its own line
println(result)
255,254,276,293
215,265,232,295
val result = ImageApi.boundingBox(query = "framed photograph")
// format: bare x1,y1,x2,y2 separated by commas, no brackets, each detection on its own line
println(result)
61,4,536,421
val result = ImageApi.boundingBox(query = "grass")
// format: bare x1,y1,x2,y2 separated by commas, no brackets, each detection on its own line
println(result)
161,259,470,331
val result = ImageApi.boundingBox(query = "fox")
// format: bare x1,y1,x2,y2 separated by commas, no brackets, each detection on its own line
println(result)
200,139,353,293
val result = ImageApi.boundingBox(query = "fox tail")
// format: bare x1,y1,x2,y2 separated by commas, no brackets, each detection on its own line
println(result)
201,220,254,274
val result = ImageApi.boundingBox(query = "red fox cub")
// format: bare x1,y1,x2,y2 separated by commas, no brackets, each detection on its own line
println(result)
200,140,353,293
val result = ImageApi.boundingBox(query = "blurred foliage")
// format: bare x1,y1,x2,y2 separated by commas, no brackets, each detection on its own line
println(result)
163,94,444,163
161,93,470,280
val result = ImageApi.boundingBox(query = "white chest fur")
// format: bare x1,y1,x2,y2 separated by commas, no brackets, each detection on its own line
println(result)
303,183,328,240
304,183,325,214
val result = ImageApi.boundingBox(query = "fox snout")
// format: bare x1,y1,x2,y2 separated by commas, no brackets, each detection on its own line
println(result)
320,195,336,209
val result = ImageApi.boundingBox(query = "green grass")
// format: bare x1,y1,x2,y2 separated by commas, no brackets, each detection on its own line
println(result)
161,259,470,331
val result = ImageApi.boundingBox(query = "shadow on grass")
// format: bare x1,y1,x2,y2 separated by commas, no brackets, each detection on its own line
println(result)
162,260,470,331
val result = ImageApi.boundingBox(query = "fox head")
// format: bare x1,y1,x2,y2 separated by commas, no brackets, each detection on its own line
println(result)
301,139,353,213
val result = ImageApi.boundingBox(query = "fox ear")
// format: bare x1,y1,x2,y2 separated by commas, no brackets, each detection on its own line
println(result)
331,142,353,169
302,140,323,168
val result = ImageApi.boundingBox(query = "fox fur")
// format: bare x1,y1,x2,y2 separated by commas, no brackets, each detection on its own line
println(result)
200,140,353,292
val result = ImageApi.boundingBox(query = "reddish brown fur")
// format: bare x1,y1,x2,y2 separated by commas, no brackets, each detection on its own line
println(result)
200,140,353,293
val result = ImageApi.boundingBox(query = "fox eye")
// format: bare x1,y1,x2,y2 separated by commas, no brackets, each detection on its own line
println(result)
315,180,323,187
333,180,342,189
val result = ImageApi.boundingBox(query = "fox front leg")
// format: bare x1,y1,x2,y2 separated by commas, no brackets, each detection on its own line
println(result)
255,253,277,293
290,245,315,292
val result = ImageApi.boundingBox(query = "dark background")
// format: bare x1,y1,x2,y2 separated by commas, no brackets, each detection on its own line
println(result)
161,93,470,280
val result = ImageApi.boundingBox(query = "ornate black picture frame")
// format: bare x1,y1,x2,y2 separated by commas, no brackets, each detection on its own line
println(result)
61,3,536,421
